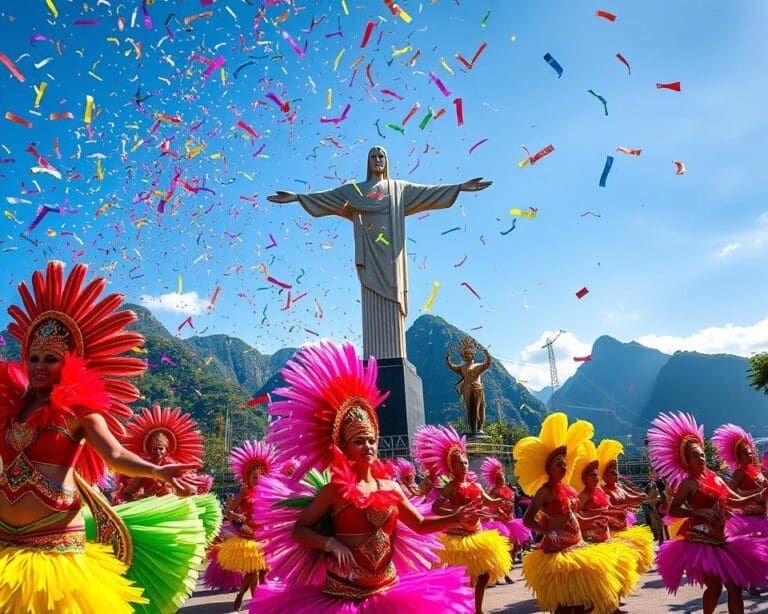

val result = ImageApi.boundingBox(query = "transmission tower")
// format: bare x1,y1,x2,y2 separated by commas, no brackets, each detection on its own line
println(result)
541,330,566,393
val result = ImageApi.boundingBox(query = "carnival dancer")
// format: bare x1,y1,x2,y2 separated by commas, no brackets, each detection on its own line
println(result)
598,440,655,574
413,425,512,613
712,423,768,537
569,439,642,600
217,439,276,611
648,412,768,614
0,261,205,613
393,457,422,498
248,340,476,613
514,412,631,614
479,456,532,584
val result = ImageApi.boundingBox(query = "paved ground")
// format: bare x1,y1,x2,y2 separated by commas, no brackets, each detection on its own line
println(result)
180,565,766,613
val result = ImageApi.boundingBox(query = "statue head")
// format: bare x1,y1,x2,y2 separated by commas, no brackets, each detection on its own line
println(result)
459,337,476,361
366,146,389,181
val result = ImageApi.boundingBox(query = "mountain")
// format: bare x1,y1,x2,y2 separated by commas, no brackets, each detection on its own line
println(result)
406,315,547,430
642,351,768,429
531,386,552,405
549,335,670,444
186,334,275,392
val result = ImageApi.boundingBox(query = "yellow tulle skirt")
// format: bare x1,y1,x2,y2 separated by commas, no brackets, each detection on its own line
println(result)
614,525,655,573
437,529,512,586
216,536,268,574
523,540,639,614
0,541,147,614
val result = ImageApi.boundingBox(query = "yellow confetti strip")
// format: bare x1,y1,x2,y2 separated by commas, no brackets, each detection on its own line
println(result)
46,229,56,237
326,88,332,109
517,157,530,168
106,37,120,45
45,0,58,18
84,95,94,124
350,55,365,70
422,281,440,311
392,44,412,58
205,356,214,365
397,8,412,23
333,48,345,72
440,58,454,75
351,181,363,197
188,143,205,158
33,82,48,108
341,0,349,15
88,71,103,81
95,158,103,180
509,208,537,218
177,275,183,294
220,67,226,84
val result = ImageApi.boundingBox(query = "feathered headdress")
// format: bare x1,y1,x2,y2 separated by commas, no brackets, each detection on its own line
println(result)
122,405,204,465
647,412,704,487
480,456,504,489
412,424,466,479
229,438,279,484
712,423,757,471
513,412,595,496
3,261,146,483
568,440,598,492
266,340,388,479
393,458,417,484
596,438,624,482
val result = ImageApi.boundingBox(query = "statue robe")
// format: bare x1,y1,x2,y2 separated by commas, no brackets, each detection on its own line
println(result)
297,178,461,359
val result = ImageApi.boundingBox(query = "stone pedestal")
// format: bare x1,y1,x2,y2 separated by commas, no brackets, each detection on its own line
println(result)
371,357,426,441
465,431,496,478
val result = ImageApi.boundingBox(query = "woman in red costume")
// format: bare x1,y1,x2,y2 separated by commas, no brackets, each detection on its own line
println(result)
712,423,768,538
648,412,768,614
0,261,202,613
515,413,634,614
248,340,476,613
412,425,512,613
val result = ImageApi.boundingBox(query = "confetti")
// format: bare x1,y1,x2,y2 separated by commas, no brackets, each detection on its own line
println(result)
599,155,614,187
509,207,537,219
428,70,452,97
616,53,631,75
657,81,682,92
616,147,641,156
208,285,222,308
360,21,376,48
673,161,686,175
453,97,464,126
573,355,593,362
543,52,563,78
5,112,32,128
469,138,489,154
422,281,440,311
595,10,617,21
587,89,608,116
247,394,270,407
461,281,482,300
441,227,461,235
0,53,25,82
575,287,589,299
455,41,488,70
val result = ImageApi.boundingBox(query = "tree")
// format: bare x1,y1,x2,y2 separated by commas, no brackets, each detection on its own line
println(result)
747,352,768,396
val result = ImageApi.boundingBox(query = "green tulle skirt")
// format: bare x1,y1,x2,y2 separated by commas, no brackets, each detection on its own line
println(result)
84,493,220,614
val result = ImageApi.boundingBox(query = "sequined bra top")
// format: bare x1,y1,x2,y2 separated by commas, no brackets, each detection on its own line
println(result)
0,412,83,511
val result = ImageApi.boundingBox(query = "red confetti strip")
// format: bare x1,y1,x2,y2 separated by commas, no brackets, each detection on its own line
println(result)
616,146,641,156
469,138,488,154
432,108,446,120
656,81,681,92
461,281,481,300
455,41,488,70
453,98,464,126
575,287,589,299
529,144,555,164
365,62,376,87
0,52,25,82
573,355,593,362
360,21,376,48
247,394,270,407
49,112,73,120
595,10,617,21
208,285,222,308
380,88,404,100
177,316,194,331
237,119,259,141
615,53,631,75
673,161,686,175
5,112,32,128
267,275,292,289
267,91,290,113
401,102,420,125
280,291,292,311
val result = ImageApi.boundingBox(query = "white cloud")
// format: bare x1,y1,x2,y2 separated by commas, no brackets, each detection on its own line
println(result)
140,291,209,315
637,316,768,357
714,212,768,259
496,330,593,392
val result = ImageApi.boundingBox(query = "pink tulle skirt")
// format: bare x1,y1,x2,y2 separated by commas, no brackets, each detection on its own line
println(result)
247,567,473,613
626,511,637,527
482,519,532,545
656,535,768,591
203,556,245,591
727,513,768,537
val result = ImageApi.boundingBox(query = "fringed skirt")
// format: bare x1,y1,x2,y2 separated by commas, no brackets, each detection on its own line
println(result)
656,534,768,591
614,525,655,573
437,529,512,585
217,535,268,574
247,567,473,613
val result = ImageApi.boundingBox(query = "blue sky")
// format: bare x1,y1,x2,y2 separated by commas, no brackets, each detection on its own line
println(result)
1,0,767,390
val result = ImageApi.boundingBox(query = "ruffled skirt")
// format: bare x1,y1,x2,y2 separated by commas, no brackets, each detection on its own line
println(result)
247,567,473,613
656,535,768,591
0,537,146,614
613,525,655,573
727,513,768,537
217,535,268,574
438,529,512,585
522,540,639,614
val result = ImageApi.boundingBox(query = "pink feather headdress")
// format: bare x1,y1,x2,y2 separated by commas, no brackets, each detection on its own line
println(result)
480,456,504,488
412,424,466,479
393,458,416,484
228,439,279,484
711,423,757,471
647,411,704,487
266,340,388,479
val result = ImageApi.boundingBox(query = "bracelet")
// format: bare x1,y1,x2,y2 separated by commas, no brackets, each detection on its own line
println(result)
323,537,337,552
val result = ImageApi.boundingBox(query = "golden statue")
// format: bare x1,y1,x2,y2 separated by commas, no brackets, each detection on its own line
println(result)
445,337,492,433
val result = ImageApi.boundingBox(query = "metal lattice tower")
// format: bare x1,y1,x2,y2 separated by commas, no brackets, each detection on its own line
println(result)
541,330,566,393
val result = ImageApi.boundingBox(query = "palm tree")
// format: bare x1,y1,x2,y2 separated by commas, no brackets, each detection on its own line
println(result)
747,352,768,396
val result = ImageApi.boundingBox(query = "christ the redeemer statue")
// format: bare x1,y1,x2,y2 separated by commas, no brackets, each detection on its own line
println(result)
267,146,491,360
